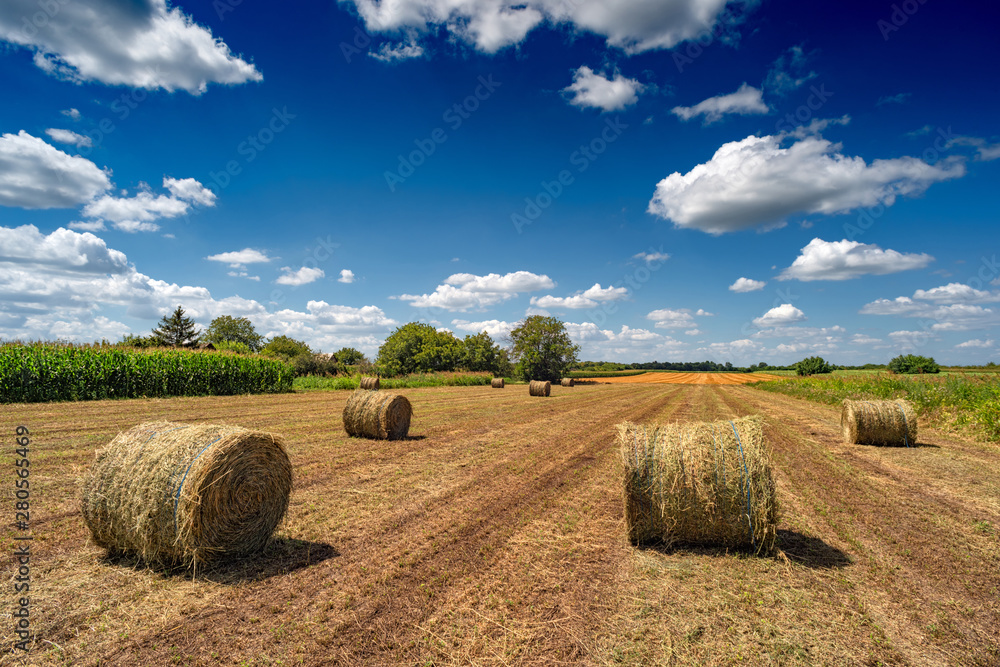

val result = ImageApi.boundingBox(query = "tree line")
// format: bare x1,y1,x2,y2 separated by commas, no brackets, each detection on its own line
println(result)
120,308,580,381
121,306,952,379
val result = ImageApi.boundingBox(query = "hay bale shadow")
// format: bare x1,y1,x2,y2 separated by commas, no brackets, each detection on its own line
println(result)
630,530,851,569
775,530,852,569
99,536,338,583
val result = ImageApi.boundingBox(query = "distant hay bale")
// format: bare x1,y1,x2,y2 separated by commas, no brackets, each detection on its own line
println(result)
359,376,380,390
491,378,505,388
343,389,412,440
841,399,917,446
529,380,551,397
81,421,292,567
561,378,575,387
618,415,778,553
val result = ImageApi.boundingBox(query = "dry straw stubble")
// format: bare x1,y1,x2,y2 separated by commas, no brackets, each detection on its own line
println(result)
841,399,917,446
81,421,292,567
618,415,778,553
343,389,413,440
491,378,505,388
529,380,551,396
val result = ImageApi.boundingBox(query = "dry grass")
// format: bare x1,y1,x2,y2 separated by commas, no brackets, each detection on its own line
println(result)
529,380,551,396
587,371,789,384
80,421,291,568
842,399,918,446
342,389,412,439
2,384,998,665
618,415,778,554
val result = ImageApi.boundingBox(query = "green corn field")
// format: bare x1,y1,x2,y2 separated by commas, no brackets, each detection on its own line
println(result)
0,341,294,403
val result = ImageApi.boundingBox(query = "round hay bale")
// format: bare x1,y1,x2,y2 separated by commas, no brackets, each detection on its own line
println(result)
343,389,412,440
841,399,917,446
81,421,292,566
528,380,551,397
560,378,575,387
359,376,380,391
617,415,778,554
491,378,505,388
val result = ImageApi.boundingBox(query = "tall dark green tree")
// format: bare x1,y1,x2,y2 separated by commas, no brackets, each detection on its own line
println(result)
462,331,513,376
508,316,579,382
333,347,367,365
151,306,200,347
261,335,312,362
202,315,265,352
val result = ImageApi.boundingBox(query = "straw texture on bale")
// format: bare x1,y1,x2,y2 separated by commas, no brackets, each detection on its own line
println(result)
343,389,412,440
491,378,505,388
618,415,778,553
81,421,292,566
560,378,575,387
529,380,551,397
841,399,917,446
359,376,380,390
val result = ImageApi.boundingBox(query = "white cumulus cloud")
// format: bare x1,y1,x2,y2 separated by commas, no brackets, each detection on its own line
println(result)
276,266,325,286
648,131,964,234
530,283,628,310
338,269,355,284
451,319,514,338
0,225,395,353
633,250,670,264
752,304,806,327
0,0,262,94
82,177,215,233
778,239,933,281
45,128,92,148
370,40,424,62
729,277,766,292
563,66,645,111
646,308,696,329
913,282,1000,303
0,131,110,208
399,271,554,311
205,248,273,267
671,83,768,124
955,339,994,349
344,0,739,55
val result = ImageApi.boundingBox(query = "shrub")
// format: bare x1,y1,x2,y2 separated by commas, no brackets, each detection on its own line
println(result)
795,356,834,376
887,354,940,374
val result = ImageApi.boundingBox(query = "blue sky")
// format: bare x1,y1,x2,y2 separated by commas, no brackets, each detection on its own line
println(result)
1,0,998,365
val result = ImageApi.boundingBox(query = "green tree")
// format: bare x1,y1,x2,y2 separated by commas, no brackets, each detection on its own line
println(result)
887,354,940,374
202,316,265,352
377,322,464,376
462,331,513,376
508,316,580,382
261,335,312,362
333,347,367,365
151,306,200,347
119,333,159,348
795,356,834,376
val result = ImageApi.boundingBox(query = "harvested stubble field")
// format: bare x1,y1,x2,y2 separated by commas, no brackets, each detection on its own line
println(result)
3,383,999,666
588,371,787,385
